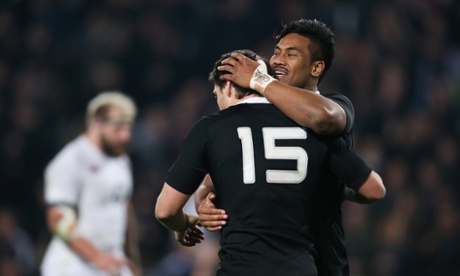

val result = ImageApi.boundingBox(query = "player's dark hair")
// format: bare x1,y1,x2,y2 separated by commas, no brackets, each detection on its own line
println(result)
209,49,273,99
275,19,335,83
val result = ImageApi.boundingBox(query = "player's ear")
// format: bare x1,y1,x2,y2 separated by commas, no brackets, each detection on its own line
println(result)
311,61,325,78
224,81,232,97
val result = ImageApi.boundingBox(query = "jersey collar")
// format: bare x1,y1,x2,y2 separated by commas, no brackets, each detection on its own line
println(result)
237,97,271,105
236,90,320,105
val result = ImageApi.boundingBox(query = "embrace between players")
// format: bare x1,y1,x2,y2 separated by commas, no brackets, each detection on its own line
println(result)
155,19,386,276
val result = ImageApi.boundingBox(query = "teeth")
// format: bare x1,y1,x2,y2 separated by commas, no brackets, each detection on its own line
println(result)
274,71,287,75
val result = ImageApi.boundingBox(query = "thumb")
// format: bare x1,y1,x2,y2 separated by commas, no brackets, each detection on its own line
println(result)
256,59,268,74
204,192,216,208
207,192,216,200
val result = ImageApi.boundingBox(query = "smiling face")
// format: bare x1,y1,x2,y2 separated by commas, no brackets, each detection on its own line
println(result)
270,33,322,90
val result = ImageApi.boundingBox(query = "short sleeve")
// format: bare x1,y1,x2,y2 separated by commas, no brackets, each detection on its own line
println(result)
324,93,355,136
44,150,81,206
327,138,371,191
165,119,209,195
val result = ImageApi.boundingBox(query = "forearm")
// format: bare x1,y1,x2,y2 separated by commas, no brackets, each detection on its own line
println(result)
264,81,346,135
125,204,142,269
69,236,129,272
155,183,203,248
157,211,188,232
68,236,105,263
47,205,100,260
155,183,191,232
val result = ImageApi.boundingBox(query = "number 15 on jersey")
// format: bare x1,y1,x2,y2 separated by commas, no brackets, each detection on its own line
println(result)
237,127,308,185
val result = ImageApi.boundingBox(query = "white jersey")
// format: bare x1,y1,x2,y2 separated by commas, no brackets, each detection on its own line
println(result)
41,135,133,276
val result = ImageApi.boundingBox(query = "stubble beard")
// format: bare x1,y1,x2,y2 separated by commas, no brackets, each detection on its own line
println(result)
101,137,127,157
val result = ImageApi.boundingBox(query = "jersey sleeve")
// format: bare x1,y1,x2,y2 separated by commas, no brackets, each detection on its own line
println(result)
324,93,355,136
165,119,209,195
44,149,81,206
327,138,371,191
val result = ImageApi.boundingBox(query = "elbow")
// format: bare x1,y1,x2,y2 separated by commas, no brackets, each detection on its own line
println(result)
368,185,386,202
377,183,386,200
360,171,386,202
310,108,345,135
155,204,174,223
372,173,386,201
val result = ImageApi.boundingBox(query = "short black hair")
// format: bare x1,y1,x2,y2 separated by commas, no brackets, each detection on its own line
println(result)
209,49,273,99
276,19,335,83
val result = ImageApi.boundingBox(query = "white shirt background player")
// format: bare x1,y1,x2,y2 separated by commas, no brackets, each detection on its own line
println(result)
41,92,141,276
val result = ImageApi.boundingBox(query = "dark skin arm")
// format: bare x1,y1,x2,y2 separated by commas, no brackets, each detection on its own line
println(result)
217,53,347,135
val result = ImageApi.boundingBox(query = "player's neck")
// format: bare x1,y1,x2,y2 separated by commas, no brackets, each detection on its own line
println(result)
84,129,102,150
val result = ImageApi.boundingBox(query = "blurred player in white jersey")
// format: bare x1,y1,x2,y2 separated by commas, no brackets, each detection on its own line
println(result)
41,92,141,276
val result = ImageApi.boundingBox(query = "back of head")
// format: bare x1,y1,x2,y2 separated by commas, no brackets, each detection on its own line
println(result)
276,19,335,83
209,49,274,99
86,91,137,127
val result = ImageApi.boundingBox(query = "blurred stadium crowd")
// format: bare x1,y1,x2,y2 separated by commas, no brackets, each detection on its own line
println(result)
0,0,459,275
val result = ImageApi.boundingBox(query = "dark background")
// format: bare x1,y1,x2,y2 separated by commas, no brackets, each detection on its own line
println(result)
0,0,459,275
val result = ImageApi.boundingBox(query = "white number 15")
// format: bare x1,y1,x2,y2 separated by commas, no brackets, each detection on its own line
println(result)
237,127,308,184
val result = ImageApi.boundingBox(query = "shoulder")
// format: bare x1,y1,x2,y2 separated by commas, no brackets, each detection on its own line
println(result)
46,137,86,173
323,92,354,111
199,104,282,131
322,92,355,136
201,104,247,122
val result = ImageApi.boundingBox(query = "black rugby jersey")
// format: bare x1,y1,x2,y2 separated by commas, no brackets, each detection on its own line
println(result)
310,93,356,276
165,101,369,276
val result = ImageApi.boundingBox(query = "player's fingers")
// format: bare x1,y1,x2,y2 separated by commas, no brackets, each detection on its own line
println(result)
198,214,227,224
207,192,216,200
185,234,203,244
199,217,227,227
217,64,234,74
223,56,240,64
202,204,215,211
184,231,202,242
198,205,226,215
220,58,236,67
182,242,197,247
203,196,216,208
201,211,227,218
230,52,244,61
181,232,202,247
204,225,222,232
190,225,204,235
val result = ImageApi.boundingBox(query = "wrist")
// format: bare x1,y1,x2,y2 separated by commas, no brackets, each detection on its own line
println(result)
249,60,276,95
178,213,188,231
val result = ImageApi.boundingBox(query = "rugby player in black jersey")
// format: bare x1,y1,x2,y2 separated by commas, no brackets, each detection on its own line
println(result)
197,19,385,275
156,49,385,275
